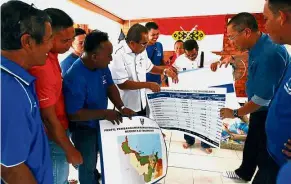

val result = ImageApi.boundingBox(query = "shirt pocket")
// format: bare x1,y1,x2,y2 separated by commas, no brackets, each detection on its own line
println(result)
123,56,135,80
136,57,147,81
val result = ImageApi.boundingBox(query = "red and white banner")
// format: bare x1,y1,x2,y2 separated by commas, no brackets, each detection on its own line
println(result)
152,15,226,52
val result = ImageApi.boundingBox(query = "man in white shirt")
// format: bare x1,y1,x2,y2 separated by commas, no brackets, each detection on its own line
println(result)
173,39,221,153
109,24,178,115
174,39,221,71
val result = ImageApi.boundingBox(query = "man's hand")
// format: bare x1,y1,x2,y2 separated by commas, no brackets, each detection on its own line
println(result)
147,82,161,92
104,110,123,125
283,139,291,159
219,56,235,68
210,56,235,72
210,61,220,72
165,68,179,83
169,66,178,74
66,147,83,166
121,108,136,120
220,108,235,119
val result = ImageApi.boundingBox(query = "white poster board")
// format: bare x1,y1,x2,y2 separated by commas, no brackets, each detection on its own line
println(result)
147,88,226,148
169,67,240,109
99,116,167,184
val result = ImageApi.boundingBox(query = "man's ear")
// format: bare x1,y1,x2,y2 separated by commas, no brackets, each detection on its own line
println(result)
20,34,33,50
244,28,252,38
279,10,287,26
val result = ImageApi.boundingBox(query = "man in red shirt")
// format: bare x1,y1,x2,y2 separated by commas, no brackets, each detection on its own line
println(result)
29,8,83,184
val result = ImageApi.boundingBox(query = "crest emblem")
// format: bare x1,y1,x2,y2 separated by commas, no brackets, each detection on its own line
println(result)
284,77,291,95
140,118,145,125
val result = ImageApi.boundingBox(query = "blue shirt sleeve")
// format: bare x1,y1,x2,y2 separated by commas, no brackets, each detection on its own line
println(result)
160,43,164,62
63,75,86,114
251,49,288,106
1,90,32,166
106,68,114,86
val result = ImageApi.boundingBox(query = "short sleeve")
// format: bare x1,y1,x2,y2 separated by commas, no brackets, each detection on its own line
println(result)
159,43,164,60
251,51,288,106
63,76,86,114
1,87,32,167
143,50,154,73
29,65,57,108
109,53,130,84
161,44,164,61
105,67,114,86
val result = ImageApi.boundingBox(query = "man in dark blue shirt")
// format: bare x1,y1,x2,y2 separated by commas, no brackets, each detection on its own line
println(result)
63,30,135,184
263,0,291,182
1,1,54,183
219,13,289,183
145,22,164,85
60,28,86,75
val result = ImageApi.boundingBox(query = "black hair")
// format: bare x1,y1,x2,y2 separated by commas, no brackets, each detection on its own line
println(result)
227,12,258,32
183,39,199,51
126,23,148,43
145,22,159,30
1,1,51,50
174,40,183,46
44,8,73,32
268,0,291,13
75,28,86,37
84,30,109,53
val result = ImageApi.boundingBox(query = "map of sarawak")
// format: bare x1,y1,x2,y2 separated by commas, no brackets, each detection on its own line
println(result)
118,134,163,183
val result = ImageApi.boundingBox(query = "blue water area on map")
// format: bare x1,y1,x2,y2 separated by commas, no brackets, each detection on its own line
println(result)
118,134,162,158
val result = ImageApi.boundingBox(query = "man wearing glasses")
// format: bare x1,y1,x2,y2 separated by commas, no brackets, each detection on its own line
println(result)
109,24,178,116
214,13,289,183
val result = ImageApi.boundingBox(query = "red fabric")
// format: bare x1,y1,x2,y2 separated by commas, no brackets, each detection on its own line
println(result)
166,54,178,66
153,15,226,35
29,52,69,130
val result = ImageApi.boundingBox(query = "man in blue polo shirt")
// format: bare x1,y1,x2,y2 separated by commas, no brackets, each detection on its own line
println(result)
145,22,164,85
1,1,53,183
60,28,86,75
263,0,291,182
218,13,289,183
63,30,135,184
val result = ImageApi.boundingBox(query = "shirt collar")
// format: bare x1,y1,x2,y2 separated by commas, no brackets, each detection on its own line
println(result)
71,53,79,58
249,33,268,58
0,55,35,86
121,40,134,54
48,52,59,61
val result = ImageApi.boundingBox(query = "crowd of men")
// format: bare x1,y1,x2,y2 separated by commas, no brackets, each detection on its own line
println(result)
1,0,291,184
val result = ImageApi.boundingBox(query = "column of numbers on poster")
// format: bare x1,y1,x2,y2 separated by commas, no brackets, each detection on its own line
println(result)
147,88,226,148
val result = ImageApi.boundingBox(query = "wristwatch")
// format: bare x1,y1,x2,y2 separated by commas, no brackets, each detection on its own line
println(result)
233,109,239,117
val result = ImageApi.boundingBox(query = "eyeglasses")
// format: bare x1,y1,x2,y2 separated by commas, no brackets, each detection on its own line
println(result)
228,29,246,41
